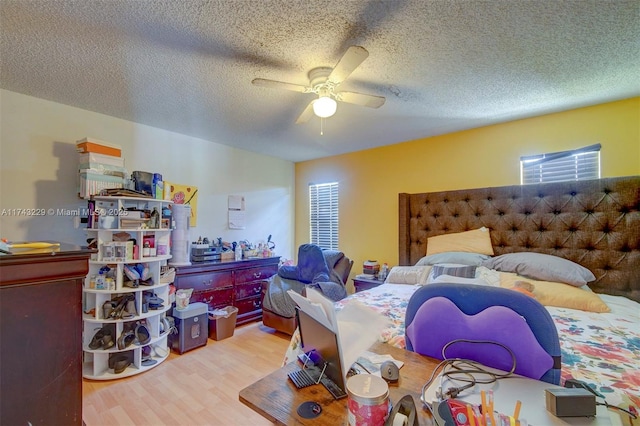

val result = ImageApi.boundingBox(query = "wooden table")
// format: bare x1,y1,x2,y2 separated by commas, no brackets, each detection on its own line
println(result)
239,342,438,425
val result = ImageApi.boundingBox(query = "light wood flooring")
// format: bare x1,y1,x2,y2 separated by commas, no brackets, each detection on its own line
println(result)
83,322,290,425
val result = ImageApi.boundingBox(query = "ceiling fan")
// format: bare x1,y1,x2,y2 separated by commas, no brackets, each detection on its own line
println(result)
252,45,385,124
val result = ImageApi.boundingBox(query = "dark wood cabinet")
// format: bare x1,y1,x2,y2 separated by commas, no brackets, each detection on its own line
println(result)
173,256,279,326
0,243,93,426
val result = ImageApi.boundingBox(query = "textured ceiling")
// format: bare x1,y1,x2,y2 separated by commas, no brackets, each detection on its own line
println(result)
1,0,639,162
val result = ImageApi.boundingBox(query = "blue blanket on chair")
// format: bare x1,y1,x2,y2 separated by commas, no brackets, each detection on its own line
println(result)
263,244,347,318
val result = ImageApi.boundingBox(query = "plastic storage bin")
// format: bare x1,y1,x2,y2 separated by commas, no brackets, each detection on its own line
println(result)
171,302,208,354
208,306,238,340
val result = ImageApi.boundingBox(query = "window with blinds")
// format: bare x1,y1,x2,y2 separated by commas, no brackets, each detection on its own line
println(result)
309,182,339,250
520,144,601,184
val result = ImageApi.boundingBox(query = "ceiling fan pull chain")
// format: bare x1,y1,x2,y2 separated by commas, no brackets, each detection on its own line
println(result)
320,117,324,136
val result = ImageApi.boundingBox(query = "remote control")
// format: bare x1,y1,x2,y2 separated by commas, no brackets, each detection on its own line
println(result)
320,376,347,400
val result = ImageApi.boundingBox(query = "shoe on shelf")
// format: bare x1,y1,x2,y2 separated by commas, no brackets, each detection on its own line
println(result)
109,353,132,374
101,333,115,350
135,323,151,345
117,330,136,350
141,358,157,367
88,325,114,350
102,301,116,319
123,280,139,288
126,299,137,317
140,277,154,286
142,345,151,358
88,328,106,350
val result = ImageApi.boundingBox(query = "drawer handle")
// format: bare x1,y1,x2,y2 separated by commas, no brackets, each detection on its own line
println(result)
254,287,262,294
253,300,261,308
203,279,213,286
253,272,262,279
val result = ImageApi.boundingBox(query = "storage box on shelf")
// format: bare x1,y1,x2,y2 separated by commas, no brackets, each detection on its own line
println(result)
77,139,126,199
82,196,173,380
76,137,122,157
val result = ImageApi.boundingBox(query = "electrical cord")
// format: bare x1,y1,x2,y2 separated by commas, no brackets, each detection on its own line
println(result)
420,339,518,406
596,402,637,419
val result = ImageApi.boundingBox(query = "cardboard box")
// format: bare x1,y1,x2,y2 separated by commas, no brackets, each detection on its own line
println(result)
78,152,125,167
78,163,126,177
76,138,122,157
221,251,234,261
79,171,125,199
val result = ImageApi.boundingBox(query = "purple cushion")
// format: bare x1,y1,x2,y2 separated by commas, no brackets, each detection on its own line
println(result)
405,297,553,380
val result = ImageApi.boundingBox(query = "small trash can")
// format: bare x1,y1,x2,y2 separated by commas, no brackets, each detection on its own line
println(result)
208,306,238,340
171,302,208,354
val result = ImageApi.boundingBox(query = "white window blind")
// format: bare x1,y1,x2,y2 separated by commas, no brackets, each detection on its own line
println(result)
520,144,601,184
309,182,339,250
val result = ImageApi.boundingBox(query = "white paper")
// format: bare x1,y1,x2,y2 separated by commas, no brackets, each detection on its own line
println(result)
355,351,404,378
287,289,333,331
228,195,245,210
289,288,390,382
335,300,390,381
228,210,246,229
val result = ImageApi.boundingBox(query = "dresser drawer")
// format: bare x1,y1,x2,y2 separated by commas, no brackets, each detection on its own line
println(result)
235,295,262,316
235,281,264,300
176,271,233,292
235,265,277,285
190,288,233,310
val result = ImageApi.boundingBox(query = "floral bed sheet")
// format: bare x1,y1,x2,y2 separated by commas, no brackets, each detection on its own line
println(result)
283,283,640,411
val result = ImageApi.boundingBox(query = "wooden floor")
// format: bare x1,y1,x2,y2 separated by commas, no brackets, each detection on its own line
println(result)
83,322,291,425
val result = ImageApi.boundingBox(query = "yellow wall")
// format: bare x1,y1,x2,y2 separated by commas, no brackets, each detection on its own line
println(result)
295,97,640,291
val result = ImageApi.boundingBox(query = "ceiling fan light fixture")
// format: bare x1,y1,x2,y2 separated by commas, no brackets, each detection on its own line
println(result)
313,96,337,118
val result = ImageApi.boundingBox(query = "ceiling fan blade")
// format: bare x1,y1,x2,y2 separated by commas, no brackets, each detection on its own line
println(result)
295,101,315,124
251,78,309,93
337,91,385,108
328,45,369,85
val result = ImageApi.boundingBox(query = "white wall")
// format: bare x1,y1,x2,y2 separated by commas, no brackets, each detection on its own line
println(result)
0,89,295,260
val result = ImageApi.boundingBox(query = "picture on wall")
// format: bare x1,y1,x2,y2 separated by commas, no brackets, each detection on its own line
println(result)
165,182,198,226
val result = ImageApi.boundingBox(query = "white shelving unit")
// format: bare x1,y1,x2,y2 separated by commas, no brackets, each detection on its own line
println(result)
82,196,173,380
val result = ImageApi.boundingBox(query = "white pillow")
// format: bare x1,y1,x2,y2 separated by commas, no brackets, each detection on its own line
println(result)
385,265,432,285
476,266,501,287
429,274,494,287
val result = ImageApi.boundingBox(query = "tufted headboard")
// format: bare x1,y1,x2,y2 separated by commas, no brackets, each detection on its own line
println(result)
399,176,640,302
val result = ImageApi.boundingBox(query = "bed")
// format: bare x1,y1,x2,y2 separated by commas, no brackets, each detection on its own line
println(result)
284,176,640,412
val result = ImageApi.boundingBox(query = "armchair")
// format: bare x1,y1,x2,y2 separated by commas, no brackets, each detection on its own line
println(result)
262,244,353,335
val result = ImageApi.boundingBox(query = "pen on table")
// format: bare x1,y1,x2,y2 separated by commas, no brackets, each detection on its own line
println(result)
513,400,522,420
